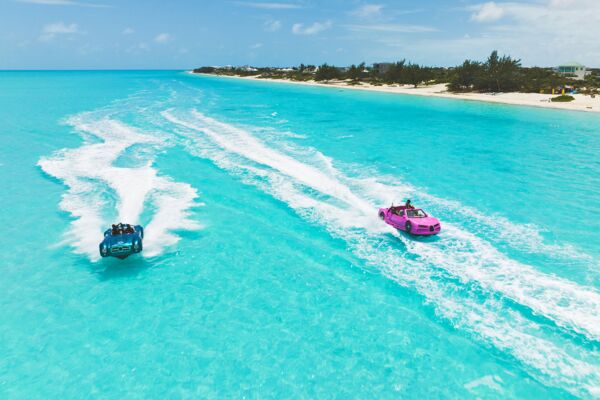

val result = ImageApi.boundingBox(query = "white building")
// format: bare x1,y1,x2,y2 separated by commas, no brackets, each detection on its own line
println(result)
556,62,589,80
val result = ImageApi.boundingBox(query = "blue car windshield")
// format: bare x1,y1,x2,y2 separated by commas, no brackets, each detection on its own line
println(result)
112,225,135,235
407,209,426,218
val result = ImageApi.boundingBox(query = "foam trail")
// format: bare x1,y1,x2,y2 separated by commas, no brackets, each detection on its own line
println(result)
167,111,375,215
348,178,600,339
260,170,600,397
39,115,200,260
237,124,600,340
341,173,592,269
143,179,201,257
163,110,600,397
164,109,600,340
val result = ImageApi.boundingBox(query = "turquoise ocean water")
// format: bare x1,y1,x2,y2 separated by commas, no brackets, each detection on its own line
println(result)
1,70,599,399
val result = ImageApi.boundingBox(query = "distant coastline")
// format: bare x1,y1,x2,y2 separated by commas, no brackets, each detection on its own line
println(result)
190,72,600,113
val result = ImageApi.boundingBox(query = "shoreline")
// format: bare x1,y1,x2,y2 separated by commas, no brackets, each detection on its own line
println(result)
190,72,600,114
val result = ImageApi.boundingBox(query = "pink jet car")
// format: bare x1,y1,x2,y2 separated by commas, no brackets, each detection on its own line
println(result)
378,205,441,236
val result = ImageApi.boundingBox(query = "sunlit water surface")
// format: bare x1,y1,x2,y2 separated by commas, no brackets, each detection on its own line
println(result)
1,71,599,399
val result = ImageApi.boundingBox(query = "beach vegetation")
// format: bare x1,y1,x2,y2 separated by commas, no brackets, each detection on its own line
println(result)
405,63,432,88
193,50,599,95
383,60,405,84
375,60,436,87
315,63,342,81
447,60,483,92
481,50,522,92
519,67,561,93
347,62,367,82
582,73,600,93
192,66,216,74
550,95,575,102
449,51,521,93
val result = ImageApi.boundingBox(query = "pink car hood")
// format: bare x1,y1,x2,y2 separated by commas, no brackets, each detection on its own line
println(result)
408,216,439,225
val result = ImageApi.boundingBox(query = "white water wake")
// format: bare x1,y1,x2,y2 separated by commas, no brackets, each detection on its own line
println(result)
163,109,600,397
38,115,200,260
355,177,589,264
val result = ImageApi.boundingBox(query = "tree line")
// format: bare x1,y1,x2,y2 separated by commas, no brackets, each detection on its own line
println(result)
193,51,600,94
445,51,598,93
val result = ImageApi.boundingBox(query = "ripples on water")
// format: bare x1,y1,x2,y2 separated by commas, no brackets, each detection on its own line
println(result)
2,71,598,398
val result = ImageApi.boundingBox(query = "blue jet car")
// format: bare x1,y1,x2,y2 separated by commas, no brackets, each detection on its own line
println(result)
99,223,144,259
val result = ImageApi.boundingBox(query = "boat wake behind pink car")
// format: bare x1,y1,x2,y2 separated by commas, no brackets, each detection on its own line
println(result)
379,204,441,236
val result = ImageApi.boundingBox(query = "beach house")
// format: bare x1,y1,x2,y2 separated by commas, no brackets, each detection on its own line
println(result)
556,62,589,80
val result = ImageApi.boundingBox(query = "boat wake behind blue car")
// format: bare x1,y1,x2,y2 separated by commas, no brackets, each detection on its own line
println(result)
99,223,144,259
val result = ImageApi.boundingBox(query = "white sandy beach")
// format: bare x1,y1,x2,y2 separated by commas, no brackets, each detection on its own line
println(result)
193,72,600,113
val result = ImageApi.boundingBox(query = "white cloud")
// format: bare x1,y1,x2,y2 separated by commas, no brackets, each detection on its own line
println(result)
122,27,135,35
470,2,506,22
352,4,384,18
353,0,596,66
39,22,80,41
17,0,108,7
461,0,600,65
154,33,172,44
264,20,282,31
250,42,263,49
235,1,301,9
292,20,332,35
549,0,575,7
345,23,437,33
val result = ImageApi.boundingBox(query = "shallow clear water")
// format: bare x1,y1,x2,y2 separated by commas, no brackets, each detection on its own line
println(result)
1,71,599,399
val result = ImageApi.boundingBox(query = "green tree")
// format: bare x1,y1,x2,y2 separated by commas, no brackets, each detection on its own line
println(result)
478,50,521,92
384,60,406,84
448,60,483,92
519,67,563,93
193,66,216,74
405,63,428,87
347,62,366,81
418,65,434,86
315,63,341,81
583,73,599,90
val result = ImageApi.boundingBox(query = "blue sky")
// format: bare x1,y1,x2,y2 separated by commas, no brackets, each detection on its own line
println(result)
1,0,599,69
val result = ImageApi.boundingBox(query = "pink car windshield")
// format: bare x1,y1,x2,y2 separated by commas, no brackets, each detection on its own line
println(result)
407,209,427,218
